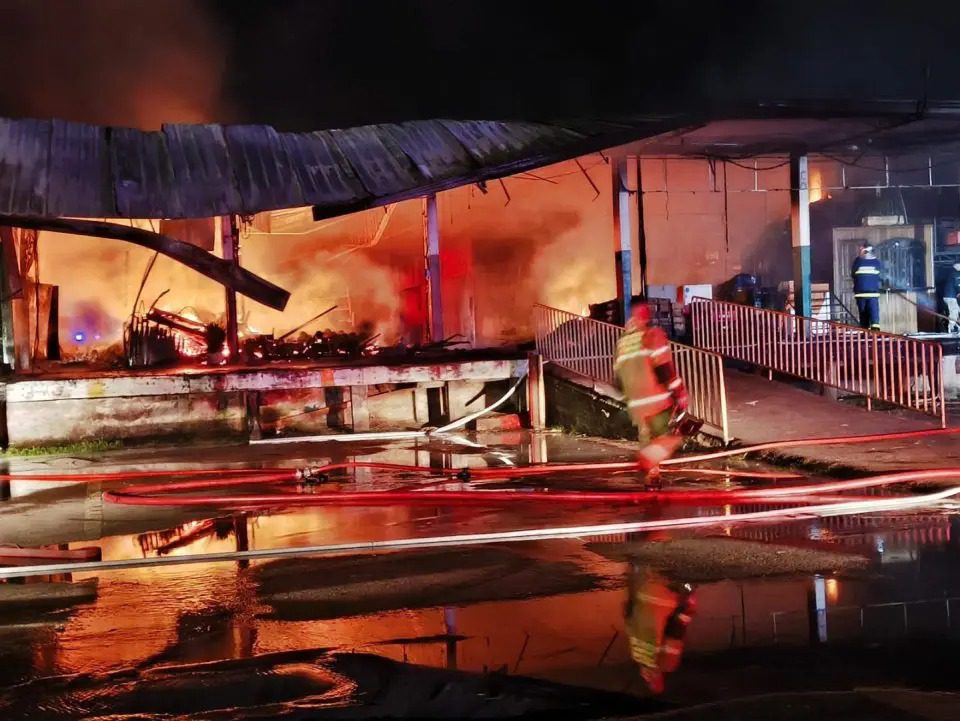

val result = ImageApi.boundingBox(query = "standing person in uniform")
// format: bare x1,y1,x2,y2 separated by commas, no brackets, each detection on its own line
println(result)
614,301,688,482
941,261,960,333
851,244,883,330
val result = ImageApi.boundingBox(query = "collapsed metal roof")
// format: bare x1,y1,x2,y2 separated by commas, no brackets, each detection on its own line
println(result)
5,103,960,222
0,116,680,221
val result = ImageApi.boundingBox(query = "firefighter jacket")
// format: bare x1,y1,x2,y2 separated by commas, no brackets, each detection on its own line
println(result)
943,269,960,300
626,573,676,668
852,255,882,298
614,321,682,424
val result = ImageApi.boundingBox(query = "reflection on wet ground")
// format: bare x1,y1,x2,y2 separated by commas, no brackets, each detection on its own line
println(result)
3,431,960,718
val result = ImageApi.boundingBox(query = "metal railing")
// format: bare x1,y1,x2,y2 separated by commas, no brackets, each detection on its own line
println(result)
786,289,858,326
690,298,946,426
769,596,960,645
532,303,730,441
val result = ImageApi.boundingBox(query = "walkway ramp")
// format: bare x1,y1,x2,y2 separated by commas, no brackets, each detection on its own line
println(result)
724,368,957,472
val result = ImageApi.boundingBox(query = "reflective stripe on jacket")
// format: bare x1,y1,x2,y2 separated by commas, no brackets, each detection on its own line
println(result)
852,256,882,297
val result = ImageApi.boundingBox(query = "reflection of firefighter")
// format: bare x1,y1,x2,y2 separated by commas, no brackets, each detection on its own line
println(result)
624,563,696,695
614,302,695,481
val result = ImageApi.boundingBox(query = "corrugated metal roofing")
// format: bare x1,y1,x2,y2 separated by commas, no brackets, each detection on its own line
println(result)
278,131,366,207
329,125,421,196
0,115,680,220
111,128,178,218
162,124,240,218
382,121,473,181
6,105,960,221
223,125,305,213
46,120,113,218
0,117,51,216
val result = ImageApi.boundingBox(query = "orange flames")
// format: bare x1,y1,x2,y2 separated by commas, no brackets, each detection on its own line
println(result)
40,157,617,358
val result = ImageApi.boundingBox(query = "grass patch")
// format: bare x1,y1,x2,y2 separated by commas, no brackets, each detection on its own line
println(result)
2,438,124,457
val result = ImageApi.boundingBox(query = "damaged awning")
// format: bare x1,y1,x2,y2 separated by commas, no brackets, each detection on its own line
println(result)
0,115,685,222
4,102,960,224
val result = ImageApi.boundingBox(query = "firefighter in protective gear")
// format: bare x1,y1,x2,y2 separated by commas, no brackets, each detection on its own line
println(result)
941,261,960,333
852,244,882,330
624,563,696,695
614,302,688,475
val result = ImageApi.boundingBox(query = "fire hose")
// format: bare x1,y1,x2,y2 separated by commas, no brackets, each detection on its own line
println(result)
4,427,960,580
3,481,960,580
5,427,960,502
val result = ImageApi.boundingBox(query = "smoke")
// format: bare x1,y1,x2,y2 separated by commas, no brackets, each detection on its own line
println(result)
241,234,403,341
0,0,230,128
38,159,618,355
39,231,404,355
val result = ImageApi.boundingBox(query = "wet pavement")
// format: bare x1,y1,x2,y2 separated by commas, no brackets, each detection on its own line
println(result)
724,368,960,472
2,431,960,719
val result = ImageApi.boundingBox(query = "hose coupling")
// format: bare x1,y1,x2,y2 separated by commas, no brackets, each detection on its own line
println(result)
295,467,329,485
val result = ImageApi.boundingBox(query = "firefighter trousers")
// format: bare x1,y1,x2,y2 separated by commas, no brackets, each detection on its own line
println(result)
856,296,880,330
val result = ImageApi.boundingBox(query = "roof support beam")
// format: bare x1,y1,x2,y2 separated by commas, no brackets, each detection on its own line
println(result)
221,215,241,357
0,216,290,311
612,155,639,322
790,155,813,319
422,194,443,343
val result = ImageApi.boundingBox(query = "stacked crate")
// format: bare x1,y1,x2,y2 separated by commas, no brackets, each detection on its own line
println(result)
647,297,676,337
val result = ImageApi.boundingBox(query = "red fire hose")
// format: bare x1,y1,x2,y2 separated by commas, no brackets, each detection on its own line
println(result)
5,427,959,513
5,428,960,580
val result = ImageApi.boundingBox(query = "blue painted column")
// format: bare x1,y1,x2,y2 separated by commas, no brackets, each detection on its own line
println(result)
612,155,639,323
790,155,813,319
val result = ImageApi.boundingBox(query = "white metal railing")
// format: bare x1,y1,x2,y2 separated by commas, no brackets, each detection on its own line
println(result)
690,298,946,426
532,303,730,441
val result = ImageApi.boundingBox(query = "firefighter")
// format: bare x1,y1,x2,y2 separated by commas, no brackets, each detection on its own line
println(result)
941,261,960,333
614,301,688,480
624,563,696,695
851,244,882,330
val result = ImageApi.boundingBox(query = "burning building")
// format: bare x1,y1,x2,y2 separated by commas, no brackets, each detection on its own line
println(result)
3,107,960,446
0,115,671,446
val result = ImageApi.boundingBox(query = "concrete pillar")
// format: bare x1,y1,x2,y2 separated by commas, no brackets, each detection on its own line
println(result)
244,391,262,441
0,228,28,371
350,385,371,432
444,607,458,670
446,381,474,425
526,352,546,430
636,158,648,300
413,386,429,424
220,215,240,358
422,194,444,342
808,574,829,643
530,433,549,465
612,155,639,323
0,243,14,369
790,155,812,319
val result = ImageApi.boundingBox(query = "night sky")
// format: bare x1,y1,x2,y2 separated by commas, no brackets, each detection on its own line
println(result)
0,0,958,131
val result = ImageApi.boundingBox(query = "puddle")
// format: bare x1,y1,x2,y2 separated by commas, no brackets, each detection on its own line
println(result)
3,432,960,717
